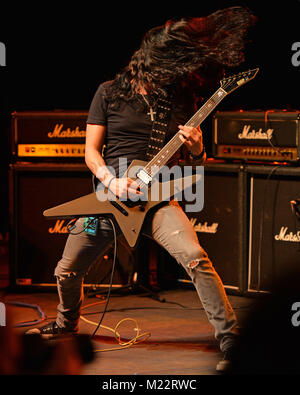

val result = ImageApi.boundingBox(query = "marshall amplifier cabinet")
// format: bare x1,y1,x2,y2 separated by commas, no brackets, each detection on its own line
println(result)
11,111,88,161
8,163,133,289
160,162,248,295
213,110,300,163
246,165,300,295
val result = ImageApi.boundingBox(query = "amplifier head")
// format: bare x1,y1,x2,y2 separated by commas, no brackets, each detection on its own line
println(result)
11,111,88,161
213,110,300,163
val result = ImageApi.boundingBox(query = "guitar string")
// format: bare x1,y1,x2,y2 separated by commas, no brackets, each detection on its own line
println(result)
124,72,256,196
144,88,227,176
133,77,234,191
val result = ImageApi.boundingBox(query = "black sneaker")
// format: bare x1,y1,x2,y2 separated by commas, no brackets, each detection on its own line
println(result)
25,321,78,339
216,349,234,373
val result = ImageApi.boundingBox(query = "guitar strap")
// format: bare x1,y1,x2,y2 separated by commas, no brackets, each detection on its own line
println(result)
145,97,172,160
93,96,173,191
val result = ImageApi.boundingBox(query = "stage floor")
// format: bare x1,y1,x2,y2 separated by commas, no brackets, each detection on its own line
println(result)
1,287,255,375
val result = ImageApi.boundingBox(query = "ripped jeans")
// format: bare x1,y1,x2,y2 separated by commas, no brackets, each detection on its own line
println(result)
54,201,239,352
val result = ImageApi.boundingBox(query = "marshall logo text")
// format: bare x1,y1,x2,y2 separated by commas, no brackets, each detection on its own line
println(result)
48,124,86,138
238,125,274,140
48,220,68,234
190,218,219,234
274,226,300,242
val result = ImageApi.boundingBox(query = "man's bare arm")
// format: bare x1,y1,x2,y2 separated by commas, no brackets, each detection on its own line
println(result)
85,123,140,196
85,124,114,187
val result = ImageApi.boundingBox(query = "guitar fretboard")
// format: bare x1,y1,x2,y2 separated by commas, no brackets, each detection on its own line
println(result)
143,87,227,177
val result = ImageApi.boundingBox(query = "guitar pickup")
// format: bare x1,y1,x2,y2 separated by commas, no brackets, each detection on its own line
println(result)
136,169,152,185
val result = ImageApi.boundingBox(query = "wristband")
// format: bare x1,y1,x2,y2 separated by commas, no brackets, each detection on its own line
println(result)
189,146,205,160
107,176,116,191
96,166,114,186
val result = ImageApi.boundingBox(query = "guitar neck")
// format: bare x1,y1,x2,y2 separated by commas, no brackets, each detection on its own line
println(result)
144,87,227,176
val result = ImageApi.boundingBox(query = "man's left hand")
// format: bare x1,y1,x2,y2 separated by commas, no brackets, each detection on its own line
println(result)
178,125,204,156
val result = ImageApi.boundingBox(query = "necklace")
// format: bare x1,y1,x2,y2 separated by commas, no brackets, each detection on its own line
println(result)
140,94,156,122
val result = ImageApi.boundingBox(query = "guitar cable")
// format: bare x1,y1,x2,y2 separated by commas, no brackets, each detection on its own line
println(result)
6,301,47,327
90,217,118,339
264,110,291,158
64,177,142,341
66,217,99,235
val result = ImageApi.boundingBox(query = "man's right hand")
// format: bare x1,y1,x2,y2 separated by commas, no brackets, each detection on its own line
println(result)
108,177,143,199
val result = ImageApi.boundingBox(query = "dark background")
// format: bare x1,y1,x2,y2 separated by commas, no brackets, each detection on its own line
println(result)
0,0,299,233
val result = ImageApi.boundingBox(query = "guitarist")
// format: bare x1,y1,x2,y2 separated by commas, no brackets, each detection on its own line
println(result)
28,6,255,372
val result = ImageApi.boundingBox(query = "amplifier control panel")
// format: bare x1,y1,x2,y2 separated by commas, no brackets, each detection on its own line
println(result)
17,144,85,157
216,145,298,162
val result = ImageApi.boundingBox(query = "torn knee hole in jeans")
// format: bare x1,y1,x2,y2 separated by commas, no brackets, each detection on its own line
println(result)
188,259,201,269
55,271,78,281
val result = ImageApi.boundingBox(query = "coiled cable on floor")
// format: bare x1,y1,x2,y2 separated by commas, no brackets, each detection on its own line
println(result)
83,216,151,349
80,314,151,352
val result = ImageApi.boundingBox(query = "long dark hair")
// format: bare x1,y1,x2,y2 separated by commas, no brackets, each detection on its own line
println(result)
105,6,256,105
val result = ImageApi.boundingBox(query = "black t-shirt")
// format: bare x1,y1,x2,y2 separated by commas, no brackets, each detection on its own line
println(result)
87,81,196,177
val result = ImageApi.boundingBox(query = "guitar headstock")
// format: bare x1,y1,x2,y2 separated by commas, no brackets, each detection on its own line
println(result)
220,68,259,94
